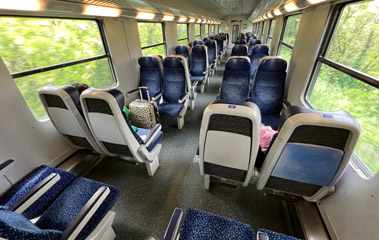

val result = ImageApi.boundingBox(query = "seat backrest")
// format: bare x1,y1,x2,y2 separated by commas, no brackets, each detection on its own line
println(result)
231,45,248,56
248,39,262,55
220,57,251,102
203,37,209,43
162,56,189,103
251,56,287,115
138,55,163,100
205,40,217,65
249,44,269,79
38,85,104,154
257,106,361,202
235,39,247,45
199,100,261,186
193,40,203,47
215,36,223,53
190,45,209,77
80,89,144,158
175,45,190,67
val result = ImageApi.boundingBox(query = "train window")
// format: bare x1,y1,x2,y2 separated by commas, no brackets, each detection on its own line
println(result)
195,24,201,40
266,20,276,46
260,21,265,39
177,23,188,45
205,24,209,36
138,22,166,57
307,1,379,174
0,17,114,119
278,14,301,65
210,25,214,35
216,25,220,34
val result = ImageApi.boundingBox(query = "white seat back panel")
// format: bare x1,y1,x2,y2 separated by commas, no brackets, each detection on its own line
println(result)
204,130,251,171
88,112,125,145
48,107,83,137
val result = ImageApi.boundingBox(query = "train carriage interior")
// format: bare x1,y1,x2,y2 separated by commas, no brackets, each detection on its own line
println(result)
0,0,378,239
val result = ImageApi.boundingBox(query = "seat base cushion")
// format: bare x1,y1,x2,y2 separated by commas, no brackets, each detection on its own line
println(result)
137,128,164,152
261,113,280,130
190,75,205,83
159,103,184,117
179,208,254,240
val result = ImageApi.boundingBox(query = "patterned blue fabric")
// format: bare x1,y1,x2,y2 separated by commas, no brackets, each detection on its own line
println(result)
205,40,217,65
191,76,205,83
0,165,77,219
0,210,62,240
36,177,120,240
179,208,254,240
258,229,302,240
220,58,250,103
215,37,223,54
190,46,207,77
138,57,162,100
261,113,280,130
158,102,184,117
231,45,248,56
193,40,203,46
162,58,187,103
175,46,190,68
137,128,164,152
249,45,269,80
248,39,262,55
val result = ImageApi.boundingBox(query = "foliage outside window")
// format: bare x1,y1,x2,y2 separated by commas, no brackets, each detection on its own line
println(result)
205,24,209,36
210,25,214,35
138,22,166,57
195,24,201,40
0,17,114,119
308,1,379,174
278,14,301,66
177,23,188,45
267,20,276,46
260,21,265,40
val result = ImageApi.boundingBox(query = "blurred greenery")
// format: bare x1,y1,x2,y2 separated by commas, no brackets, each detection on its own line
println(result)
282,14,301,46
138,22,166,57
0,17,114,119
177,24,188,42
178,39,188,45
310,1,379,173
268,20,276,38
279,45,292,67
195,24,201,37
205,24,209,36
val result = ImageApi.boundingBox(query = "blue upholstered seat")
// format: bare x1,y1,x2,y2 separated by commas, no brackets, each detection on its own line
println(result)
175,46,190,68
190,45,208,84
219,57,251,103
193,40,203,46
138,56,163,101
248,39,262,55
251,56,287,129
0,165,77,219
258,229,302,240
249,45,269,80
215,37,223,55
137,128,164,152
205,40,217,69
235,39,247,45
231,45,248,56
179,208,254,240
190,76,205,82
158,102,184,117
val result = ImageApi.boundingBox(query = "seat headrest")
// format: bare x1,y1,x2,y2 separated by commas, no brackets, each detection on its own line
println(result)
225,57,250,71
163,57,184,68
250,39,261,46
138,56,158,68
257,56,287,72
203,38,209,42
205,40,216,47
193,40,203,46
175,45,189,54
106,89,124,110
252,44,269,54
192,45,206,53
278,106,353,130
61,85,80,105
209,36,215,40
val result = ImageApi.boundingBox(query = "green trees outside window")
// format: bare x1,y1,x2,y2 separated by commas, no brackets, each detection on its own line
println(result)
205,24,209,36
195,24,201,40
278,14,301,67
177,24,188,45
267,20,276,46
0,17,114,119
309,1,379,174
138,22,166,57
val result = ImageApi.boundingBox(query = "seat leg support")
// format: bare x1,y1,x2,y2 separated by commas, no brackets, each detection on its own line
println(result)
177,116,184,130
204,174,210,190
200,84,205,93
146,157,160,176
190,99,196,110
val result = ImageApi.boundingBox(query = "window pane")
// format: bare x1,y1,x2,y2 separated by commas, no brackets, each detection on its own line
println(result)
267,38,272,46
205,24,209,35
278,44,292,65
260,22,265,38
211,25,214,34
178,39,188,45
137,22,164,47
269,20,276,38
195,24,201,36
15,58,114,118
325,1,379,78
177,24,187,40
142,45,166,57
195,35,202,40
0,17,105,73
310,63,379,173
282,14,301,46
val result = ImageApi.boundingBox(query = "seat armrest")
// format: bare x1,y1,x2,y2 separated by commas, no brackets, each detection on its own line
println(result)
283,100,291,107
178,93,189,104
164,208,183,240
126,88,139,96
142,124,162,146
9,173,60,213
257,231,269,240
0,159,14,172
61,186,110,240
191,81,198,87
152,93,162,101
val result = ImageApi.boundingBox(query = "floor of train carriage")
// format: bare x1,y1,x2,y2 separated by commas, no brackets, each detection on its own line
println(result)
85,49,293,239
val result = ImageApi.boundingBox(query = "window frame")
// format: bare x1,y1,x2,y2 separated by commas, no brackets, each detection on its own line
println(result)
305,2,379,177
138,21,167,57
177,23,189,45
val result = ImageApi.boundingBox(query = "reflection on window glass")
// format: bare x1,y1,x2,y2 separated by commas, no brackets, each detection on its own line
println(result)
15,58,114,118
278,44,292,65
0,17,105,73
177,24,187,40
142,45,166,57
282,14,301,46
178,39,188,45
195,24,201,36
310,64,379,173
326,1,379,77
137,22,164,47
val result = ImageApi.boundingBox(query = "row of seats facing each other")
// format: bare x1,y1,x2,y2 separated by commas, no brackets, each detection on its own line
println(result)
232,38,263,57
197,56,361,202
201,33,229,65
0,162,120,240
39,85,163,176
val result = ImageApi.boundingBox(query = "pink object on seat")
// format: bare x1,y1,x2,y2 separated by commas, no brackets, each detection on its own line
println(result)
260,126,277,153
